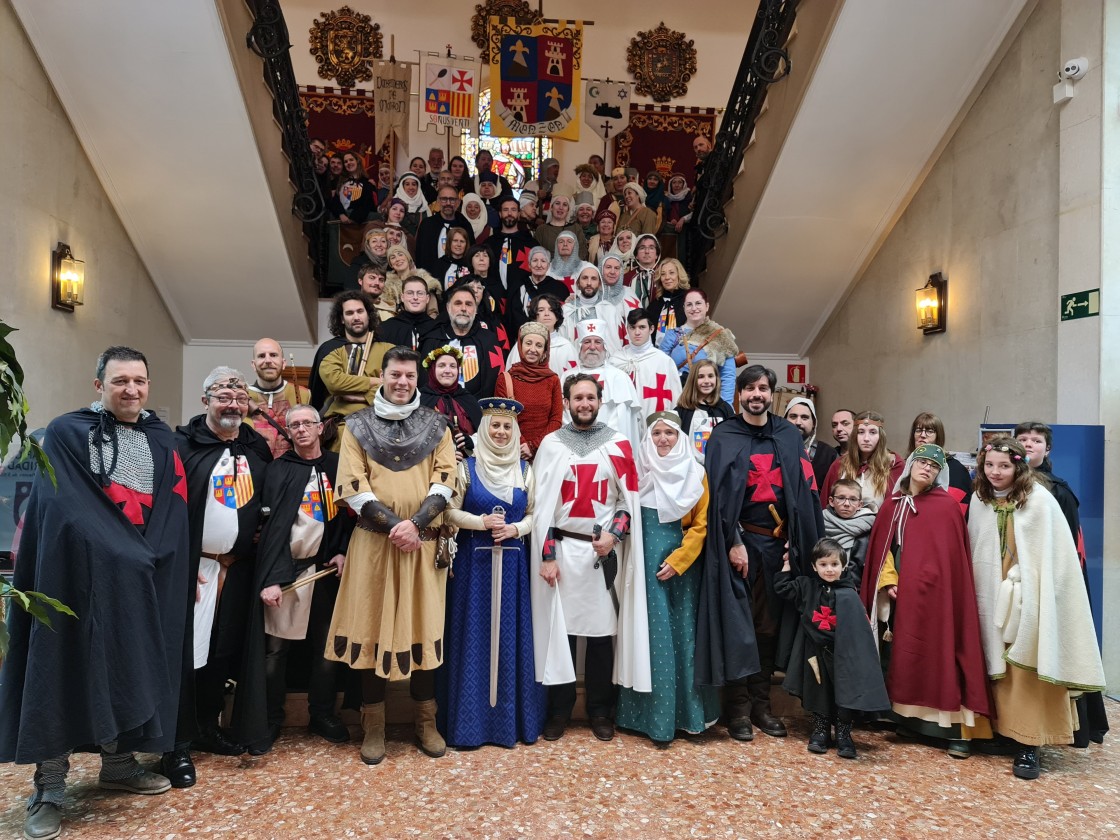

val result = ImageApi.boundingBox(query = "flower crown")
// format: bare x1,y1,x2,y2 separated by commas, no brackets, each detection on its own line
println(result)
984,443,1023,461
421,345,464,369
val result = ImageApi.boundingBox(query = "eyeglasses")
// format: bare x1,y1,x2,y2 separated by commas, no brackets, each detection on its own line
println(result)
829,495,861,505
208,394,249,406
288,420,320,429
914,427,937,436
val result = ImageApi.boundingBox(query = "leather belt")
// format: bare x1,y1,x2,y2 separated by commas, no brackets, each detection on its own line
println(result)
200,552,238,599
552,527,595,543
740,521,786,540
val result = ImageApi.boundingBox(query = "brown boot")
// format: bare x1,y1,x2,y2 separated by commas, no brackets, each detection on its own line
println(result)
360,703,386,765
413,699,446,758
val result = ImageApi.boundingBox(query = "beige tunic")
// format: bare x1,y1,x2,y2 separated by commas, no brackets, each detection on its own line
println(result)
325,421,457,678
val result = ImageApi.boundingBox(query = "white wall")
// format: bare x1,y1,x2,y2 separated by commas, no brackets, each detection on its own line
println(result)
283,0,750,174
807,0,1061,454
0,0,183,428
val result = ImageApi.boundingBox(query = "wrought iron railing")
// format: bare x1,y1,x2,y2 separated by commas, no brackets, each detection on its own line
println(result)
685,0,799,279
245,0,328,289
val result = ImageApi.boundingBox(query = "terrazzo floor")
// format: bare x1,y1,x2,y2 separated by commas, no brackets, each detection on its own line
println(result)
2,703,1117,839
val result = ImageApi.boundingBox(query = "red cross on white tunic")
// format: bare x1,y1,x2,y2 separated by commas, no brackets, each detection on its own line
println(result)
643,373,675,412
560,463,607,519
746,453,784,503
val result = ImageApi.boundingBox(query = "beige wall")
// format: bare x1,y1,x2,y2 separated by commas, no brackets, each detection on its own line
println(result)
0,0,183,429
807,0,1060,454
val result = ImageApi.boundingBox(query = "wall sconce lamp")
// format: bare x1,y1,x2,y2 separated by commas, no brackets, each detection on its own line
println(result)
51,241,85,312
915,272,946,334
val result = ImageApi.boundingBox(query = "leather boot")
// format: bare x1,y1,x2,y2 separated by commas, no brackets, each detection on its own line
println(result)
413,699,447,758
747,673,787,737
807,714,831,754
725,682,754,741
360,703,386,765
835,720,857,759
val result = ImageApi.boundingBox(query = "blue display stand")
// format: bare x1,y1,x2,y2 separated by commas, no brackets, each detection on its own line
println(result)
981,423,1105,645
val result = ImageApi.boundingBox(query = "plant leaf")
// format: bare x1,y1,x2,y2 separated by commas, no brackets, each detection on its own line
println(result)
28,590,77,619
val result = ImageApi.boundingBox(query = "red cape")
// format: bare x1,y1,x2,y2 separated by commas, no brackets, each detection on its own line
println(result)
860,487,991,718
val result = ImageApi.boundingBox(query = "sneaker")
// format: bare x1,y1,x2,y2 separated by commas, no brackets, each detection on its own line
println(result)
23,802,62,840
97,770,172,795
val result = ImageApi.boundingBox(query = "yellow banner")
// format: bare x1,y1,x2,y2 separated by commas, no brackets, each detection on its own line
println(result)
488,18,582,140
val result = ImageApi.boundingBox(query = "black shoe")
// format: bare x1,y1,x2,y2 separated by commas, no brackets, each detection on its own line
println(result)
23,802,62,840
542,714,568,741
246,724,282,756
750,710,787,738
835,721,857,759
159,749,196,789
1012,746,1040,780
590,716,615,742
973,734,1020,756
309,713,350,744
727,716,754,742
807,714,831,754
193,726,245,756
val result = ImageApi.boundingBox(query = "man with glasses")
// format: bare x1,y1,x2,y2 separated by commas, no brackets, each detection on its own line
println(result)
1,347,191,840
415,185,474,275
822,477,875,582
232,404,354,755
163,368,272,789
784,396,837,489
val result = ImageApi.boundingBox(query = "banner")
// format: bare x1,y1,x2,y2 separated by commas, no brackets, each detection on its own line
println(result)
488,18,582,140
613,105,717,189
299,85,391,176
584,80,630,141
373,61,411,148
418,55,478,134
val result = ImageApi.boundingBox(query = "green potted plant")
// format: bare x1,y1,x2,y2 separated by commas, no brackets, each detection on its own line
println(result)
0,319,75,657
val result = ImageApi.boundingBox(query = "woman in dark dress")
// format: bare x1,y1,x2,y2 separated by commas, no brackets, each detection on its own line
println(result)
418,345,481,461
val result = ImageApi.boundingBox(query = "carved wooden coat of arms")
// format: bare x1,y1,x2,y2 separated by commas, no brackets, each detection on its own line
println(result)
470,0,542,60
309,6,383,88
626,22,697,103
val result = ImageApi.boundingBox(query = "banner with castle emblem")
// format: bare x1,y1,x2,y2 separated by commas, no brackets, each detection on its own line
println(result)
419,54,478,134
488,18,583,140
584,80,630,141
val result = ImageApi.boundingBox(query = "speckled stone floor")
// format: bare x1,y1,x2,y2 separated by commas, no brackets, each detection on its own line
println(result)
2,702,1117,839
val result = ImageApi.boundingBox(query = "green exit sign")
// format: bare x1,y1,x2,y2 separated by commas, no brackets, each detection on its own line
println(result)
1061,289,1099,321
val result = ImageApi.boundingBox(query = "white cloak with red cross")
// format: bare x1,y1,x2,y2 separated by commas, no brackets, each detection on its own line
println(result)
609,342,683,425
530,426,651,692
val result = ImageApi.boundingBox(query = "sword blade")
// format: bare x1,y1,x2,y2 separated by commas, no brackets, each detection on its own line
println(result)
490,544,503,708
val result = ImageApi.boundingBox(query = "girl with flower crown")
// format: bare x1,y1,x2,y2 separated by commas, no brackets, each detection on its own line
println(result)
968,436,1106,780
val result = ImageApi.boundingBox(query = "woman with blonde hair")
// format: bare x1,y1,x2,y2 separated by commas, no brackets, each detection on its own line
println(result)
385,245,442,317
821,411,905,511
649,258,690,347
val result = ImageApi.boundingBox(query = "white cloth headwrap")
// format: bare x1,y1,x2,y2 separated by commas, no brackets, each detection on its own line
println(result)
394,174,430,215
638,416,705,522
472,413,525,503
460,192,488,238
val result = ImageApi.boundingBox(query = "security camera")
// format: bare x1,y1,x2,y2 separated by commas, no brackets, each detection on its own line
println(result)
1061,58,1088,81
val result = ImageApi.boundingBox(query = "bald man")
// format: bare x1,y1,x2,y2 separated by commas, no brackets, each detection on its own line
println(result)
246,338,311,458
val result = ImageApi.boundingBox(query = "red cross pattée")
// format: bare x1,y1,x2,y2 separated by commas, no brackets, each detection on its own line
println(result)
643,373,675,412
746,453,784,503
560,463,608,519
103,482,153,526
452,70,473,91
812,605,837,632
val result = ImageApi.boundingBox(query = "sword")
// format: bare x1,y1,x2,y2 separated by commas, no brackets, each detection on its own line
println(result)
476,505,519,707
592,524,621,615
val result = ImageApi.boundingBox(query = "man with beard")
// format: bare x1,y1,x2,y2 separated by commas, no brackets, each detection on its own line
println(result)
232,405,354,755
319,292,395,444
530,374,649,742
423,147,444,201
784,396,837,490
696,365,824,742
610,309,682,424
420,287,504,399
831,408,855,456
166,368,272,787
599,253,641,347
357,261,396,323
379,275,438,350
562,266,618,353
308,291,378,411
486,195,536,324
0,347,190,840
415,186,474,275
561,320,641,447
326,347,457,764
245,338,311,459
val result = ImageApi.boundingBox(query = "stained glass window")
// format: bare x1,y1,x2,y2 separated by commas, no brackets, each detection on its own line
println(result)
461,89,553,192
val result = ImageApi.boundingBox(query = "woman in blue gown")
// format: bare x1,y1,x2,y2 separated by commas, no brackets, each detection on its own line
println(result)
616,411,721,746
440,398,546,747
